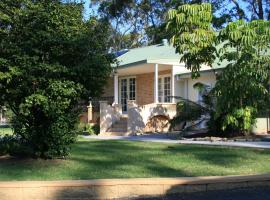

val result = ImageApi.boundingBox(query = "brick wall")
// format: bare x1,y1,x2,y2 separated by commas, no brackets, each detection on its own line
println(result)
136,70,171,106
136,73,154,105
0,174,269,200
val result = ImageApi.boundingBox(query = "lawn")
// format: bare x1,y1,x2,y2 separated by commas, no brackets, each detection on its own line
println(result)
0,139,270,181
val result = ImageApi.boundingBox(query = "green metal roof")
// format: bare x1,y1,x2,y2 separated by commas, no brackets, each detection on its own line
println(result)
115,43,180,67
115,42,229,71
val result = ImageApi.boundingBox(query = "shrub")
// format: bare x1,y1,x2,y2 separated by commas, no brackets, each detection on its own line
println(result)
76,122,100,135
86,124,100,135
0,135,35,157
77,122,87,133
10,81,81,158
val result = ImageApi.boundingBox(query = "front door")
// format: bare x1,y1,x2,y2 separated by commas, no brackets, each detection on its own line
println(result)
120,77,136,112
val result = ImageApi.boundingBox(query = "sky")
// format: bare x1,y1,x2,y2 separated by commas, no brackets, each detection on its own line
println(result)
83,0,94,19
82,0,251,20
83,0,251,19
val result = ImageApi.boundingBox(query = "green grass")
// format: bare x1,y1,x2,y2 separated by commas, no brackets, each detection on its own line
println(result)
0,139,270,181
0,127,13,136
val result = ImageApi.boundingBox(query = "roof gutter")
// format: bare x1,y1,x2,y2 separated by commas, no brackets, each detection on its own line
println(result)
176,68,223,80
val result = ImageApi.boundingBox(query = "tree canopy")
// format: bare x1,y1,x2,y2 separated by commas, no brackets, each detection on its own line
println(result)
90,0,270,50
0,0,113,158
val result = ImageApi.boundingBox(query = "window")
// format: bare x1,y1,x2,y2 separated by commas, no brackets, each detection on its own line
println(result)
158,76,171,103
129,78,136,100
158,78,163,102
120,79,127,111
164,77,171,102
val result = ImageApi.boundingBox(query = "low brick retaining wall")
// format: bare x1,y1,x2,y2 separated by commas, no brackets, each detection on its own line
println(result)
1,174,270,200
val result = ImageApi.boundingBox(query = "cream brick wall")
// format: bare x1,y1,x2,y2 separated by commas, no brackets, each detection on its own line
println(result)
136,70,172,106
136,73,154,105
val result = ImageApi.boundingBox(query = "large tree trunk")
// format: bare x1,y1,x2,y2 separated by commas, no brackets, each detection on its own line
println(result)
257,0,264,19
232,0,245,19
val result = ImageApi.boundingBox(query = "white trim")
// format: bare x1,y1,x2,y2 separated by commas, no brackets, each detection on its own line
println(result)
114,74,119,104
171,68,175,103
154,64,159,103
158,74,171,78
185,79,189,100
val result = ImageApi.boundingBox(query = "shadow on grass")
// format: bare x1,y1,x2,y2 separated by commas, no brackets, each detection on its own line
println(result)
1,139,270,181
69,140,193,178
0,156,64,181
164,144,268,167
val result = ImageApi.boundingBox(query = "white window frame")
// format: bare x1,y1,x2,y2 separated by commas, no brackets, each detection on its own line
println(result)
158,74,172,103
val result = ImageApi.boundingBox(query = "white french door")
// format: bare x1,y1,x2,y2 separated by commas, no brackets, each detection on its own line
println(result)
158,76,171,103
119,77,136,112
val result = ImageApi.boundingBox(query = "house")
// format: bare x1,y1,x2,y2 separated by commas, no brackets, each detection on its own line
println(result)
87,39,269,135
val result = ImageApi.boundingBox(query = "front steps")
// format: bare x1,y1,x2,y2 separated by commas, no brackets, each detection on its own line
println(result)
106,117,128,136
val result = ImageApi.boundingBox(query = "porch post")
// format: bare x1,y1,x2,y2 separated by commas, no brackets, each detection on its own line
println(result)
87,100,93,123
114,73,119,104
154,64,159,103
171,66,175,103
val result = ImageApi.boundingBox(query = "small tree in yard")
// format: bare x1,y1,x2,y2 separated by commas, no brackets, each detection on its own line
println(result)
215,20,270,134
167,3,270,135
0,0,112,158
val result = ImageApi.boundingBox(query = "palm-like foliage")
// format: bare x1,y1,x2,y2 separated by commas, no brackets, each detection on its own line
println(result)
166,3,270,134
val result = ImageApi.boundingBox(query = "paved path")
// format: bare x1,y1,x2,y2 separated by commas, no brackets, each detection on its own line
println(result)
84,134,270,149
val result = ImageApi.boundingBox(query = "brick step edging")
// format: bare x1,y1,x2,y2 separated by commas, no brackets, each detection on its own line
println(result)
1,174,270,200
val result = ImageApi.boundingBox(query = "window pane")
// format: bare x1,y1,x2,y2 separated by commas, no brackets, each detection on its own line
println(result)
121,79,127,111
158,78,163,102
164,77,171,103
129,78,136,100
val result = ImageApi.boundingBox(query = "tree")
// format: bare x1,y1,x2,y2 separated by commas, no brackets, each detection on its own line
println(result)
227,0,270,21
0,0,112,158
243,0,270,20
90,1,270,50
214,20,270,133
166,3,216,78
90,0,230,50
167,3,270,134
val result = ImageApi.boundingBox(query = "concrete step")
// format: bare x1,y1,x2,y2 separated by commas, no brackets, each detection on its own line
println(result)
113,122,127,126
108,117,128,133
117,118,127,122
109,127,127,132
112,123,127,128
104,132,130,136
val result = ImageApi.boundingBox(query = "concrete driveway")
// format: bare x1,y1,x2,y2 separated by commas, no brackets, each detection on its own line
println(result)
84,134,270,149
